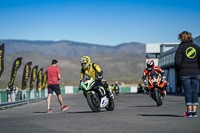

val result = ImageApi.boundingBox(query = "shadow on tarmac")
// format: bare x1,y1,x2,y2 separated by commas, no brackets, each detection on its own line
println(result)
33,111,47,113
130,105,157,108
68,110,107,114
165,93,200,97
138,114,183,117
33,110,107,114
68,111,93,114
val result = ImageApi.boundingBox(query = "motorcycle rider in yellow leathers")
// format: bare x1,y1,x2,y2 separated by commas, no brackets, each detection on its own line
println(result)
79,56,114,99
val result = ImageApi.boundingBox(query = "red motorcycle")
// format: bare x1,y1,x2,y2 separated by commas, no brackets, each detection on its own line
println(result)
146,70,166,106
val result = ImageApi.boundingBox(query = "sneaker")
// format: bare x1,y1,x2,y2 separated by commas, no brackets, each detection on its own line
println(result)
184,111,188,117
61,105,69,112
192,112,198,117
187,112,193,118
47,109,53,113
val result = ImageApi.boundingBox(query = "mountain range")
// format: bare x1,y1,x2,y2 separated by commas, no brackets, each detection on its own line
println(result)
0,40,146,89
0,40,145,56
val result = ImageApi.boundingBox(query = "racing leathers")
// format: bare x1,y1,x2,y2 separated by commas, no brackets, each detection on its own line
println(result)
142,66,168,94
80,63,113,98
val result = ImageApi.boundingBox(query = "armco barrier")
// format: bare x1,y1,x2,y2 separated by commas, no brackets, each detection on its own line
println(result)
120,87,130,93
51,86,138,95
0,86,138,108
0,97,46,110
0,89,48,105
62,86,138,94
0,86,138,102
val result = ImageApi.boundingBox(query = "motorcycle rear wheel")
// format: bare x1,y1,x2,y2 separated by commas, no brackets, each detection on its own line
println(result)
115,90,119,95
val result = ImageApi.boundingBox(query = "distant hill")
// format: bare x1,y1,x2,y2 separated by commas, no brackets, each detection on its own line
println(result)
0,51,145,89
0,39,146,89
0,40,145,56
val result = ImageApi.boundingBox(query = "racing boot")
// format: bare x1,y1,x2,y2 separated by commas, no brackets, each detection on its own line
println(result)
106,89,114,99
144,86,151,95
161,83,168,97
160,91,166,100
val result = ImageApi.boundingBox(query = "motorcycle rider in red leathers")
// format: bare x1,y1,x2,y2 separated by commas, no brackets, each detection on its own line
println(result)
142,60,169,96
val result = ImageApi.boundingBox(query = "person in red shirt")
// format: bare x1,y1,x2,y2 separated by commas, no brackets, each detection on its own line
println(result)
45,59,69,113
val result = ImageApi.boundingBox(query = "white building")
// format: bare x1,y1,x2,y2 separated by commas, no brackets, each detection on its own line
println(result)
146,42,179,66
145,35,200,93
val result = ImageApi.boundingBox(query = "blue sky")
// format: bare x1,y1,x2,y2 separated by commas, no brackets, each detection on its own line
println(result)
0,0,200,46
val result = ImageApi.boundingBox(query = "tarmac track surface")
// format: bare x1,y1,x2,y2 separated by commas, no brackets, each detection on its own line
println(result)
0,93,199,133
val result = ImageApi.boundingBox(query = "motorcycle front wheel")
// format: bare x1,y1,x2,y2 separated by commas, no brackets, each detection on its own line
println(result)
105,99,115,111
86,92,101,112
153,89,163,106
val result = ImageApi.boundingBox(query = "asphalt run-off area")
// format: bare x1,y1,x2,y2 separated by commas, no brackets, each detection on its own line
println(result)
0,93,199,133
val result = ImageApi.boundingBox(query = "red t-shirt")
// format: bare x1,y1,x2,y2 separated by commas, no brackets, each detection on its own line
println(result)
45,66,60,85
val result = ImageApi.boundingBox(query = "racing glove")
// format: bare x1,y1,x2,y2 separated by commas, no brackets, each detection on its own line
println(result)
143,79,148,86
79,86,83,90
162,76,166,82
96,71,103,81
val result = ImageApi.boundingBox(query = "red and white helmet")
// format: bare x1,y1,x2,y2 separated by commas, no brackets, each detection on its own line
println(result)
147,60,154,70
